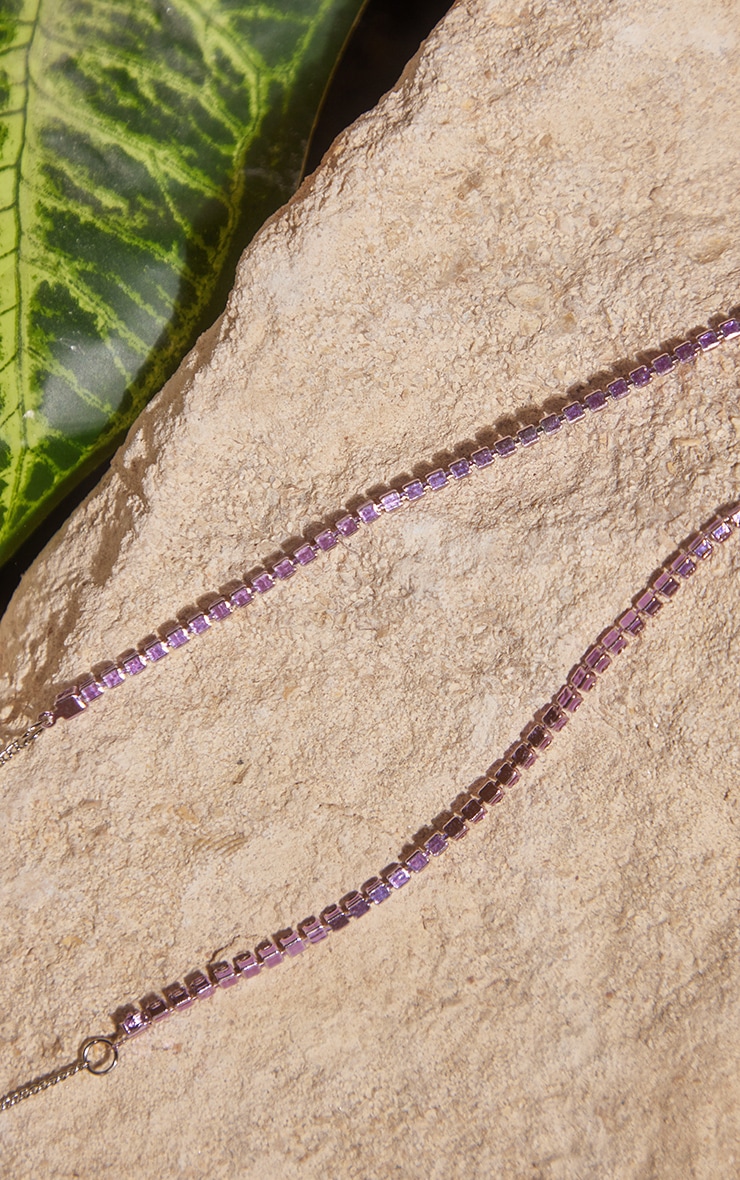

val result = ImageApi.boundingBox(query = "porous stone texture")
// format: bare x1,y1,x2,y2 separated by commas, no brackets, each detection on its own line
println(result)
1,1,739,1175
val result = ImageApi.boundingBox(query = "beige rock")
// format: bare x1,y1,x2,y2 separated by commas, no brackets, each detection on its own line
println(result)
1,0,739,1175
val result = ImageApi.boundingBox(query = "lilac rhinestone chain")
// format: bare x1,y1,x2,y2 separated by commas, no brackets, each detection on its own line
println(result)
3,311,736,751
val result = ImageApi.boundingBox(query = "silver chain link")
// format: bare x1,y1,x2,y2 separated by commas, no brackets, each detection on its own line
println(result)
0,1037,118,1111
0,712,55,770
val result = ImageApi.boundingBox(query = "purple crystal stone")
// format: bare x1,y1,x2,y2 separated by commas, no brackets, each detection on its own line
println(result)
120,1007,151,1037
542,704,568,732
426,469,447,490
607,378,629,400
402,479,425,501
569,665,596,692
275,928,305,957
336,514,359,537
562,402,585,423
379,490,402,512
404,848,429,873
511,742,536,769
141,639,168,663
209,961,239,988
361,877,392,904
315,529,339,551
461,798,486,823
54,688,86,719
449,457,472,477
707,516,732,543
635,589,662,617
653,571,680,597
294,543,317,566
517,425,539,447
471,447,494,467
233,950,261,978
207,598,232,622
583,390,607,413
629,366,652,387
697,329,719,351
584,644,611,673
228,584,253,607
357,501,380,524
186,613,210,635
719,318,740,340
539,414,563,434
670,553,696,579
320,903,351,931
524,723,553,750
273,557,295,581
252,571,274,594
652,353,674,376
556,685,583,713
687,534,712,560
185,970,214,1000
381,862,411,889
494,761,520,788
120,650,147,676
165,625,190,648
673,341,697,363
255,939,283,967
494,435,517,457
425,831,448,857
478,780,504,805
617,609,644,636
297,917,329,944
340,891,371,919
141,993,170,1022
99,663,125,689
601,626,627,654
163,981,193,1010
78,674,105,703
444,816,468,841
728,505,740,528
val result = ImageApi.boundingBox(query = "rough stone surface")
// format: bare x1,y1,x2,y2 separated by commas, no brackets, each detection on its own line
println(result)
1,1,739,1175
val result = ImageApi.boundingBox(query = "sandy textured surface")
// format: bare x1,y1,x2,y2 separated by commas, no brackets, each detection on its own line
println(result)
1,0,739,1176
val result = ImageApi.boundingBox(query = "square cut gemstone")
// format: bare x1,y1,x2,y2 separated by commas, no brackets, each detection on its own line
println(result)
99,663,125,689
449,457,471,478
707,517,732,543
673,340,697,363
297,917,329,944
670,554,696,579
315,529,338,551
478,780,504,805
562,402,585,423
362,877,392,904
404,848,429,873
471,447,494,467
494,435,517,456
273,558,295,580
583,390,607,412
517,425,539,446
511,742,536,769
78,675,105,702
166,625,190,648
163,981,193,1010
403,480,425,501
120,1007,151,1037
294,544,317,566
120,650,147,676
601,627,627,654
444,816,468,840
233,950,261,977
336,514,359,536
54,687,86,719
341,890,371,919
607,378,629,399
719,318,740,339
697,329,719,351
275,928,305,956
584,645,611,673
252,571,274,593
207,598,232,622
381,863,411,890
728,505,740,528
542,705,568,732
209,961,239,988
652,353,674,375
540,413,563,434
228,583,253,607
569,664,596,692
320,903,351,931
524,723,552,750
255,939,283,966
617,609,644,636
142,993,170,1022
426,469,448,490
425,831,448,856
379,490,403,512
357,501,380,523
187,613,210,635
635,589,662,616
687,535,712,560
494,762,520,788
629,366,651,387
653,571,680,597
186,970,215,1000
556,685,583,713
461,798,485,823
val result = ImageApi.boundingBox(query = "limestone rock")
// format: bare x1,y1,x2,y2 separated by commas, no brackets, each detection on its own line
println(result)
1,0,739,1175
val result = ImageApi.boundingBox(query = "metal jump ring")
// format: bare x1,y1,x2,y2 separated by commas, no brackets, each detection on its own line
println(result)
80,1037,118,1076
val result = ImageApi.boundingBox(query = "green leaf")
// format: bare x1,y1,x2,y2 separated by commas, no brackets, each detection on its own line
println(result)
0,0,366,565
